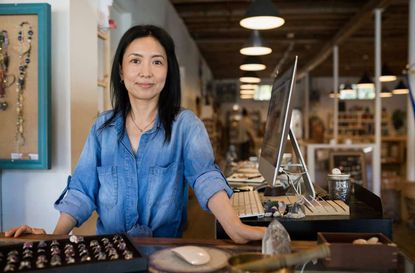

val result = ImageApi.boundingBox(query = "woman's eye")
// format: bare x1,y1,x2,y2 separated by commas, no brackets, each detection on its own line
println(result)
130,59,140,64
153,60,163,65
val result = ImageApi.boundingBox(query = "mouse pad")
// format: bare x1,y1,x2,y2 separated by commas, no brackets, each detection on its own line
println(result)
149,246,230,273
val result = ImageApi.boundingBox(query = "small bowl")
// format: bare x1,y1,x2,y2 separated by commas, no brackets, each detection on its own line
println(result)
228,253,294,273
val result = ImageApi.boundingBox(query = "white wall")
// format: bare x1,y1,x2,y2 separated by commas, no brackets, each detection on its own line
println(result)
0,0,98,232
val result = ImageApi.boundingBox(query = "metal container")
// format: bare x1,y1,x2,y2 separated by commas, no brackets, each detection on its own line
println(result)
228,253,293,273
327,172,351,202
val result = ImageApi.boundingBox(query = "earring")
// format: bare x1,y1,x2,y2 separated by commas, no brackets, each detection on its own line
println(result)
120,79,124,84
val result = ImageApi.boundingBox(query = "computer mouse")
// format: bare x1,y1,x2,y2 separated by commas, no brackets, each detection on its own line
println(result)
171,245,210,265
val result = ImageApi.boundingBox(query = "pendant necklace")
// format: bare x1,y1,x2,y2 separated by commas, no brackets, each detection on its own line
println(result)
0,30,12,111
16,22,33,148
130,112,156,133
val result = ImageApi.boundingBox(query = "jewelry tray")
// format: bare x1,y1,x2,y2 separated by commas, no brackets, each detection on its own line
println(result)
0,233,147,273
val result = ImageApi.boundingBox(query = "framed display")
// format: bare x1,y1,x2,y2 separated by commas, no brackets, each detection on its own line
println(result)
0,3,51,169
330,151,367,187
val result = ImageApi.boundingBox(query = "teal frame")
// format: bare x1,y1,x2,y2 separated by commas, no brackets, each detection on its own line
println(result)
0,3,51,169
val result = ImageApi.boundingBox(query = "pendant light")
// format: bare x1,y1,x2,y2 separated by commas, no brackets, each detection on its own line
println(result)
239,71,261,83
240,83,258,90
329,91,339,99
379,64,397,82
380,87,392,98
240,89,255,95
239,56,266,71
357,72,374,89
240,30,272,56
392,80,409,95
240,0,285,30
340,83,356,97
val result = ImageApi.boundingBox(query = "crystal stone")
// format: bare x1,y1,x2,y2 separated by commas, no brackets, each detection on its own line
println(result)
262,219,291,255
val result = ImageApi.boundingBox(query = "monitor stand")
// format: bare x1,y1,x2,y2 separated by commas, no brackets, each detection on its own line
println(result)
263,128,316,199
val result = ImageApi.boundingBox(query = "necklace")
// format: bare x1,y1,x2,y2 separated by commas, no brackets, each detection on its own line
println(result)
15,22,33,148
0,30,11,111
130,112,156,133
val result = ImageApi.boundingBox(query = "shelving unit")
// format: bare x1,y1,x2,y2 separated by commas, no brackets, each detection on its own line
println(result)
326,110,407,187
327,111,390,138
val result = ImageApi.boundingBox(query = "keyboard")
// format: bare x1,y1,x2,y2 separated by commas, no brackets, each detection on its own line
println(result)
265,195,350,216
231,190,265,218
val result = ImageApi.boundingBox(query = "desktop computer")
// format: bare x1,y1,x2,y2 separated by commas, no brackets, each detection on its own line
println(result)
230,56,348,218
258,56,315,200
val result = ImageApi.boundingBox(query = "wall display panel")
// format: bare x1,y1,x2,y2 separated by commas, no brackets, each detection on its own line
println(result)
0,3,51,169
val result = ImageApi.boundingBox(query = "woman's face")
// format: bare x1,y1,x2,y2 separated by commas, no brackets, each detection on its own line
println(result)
120,36,168,103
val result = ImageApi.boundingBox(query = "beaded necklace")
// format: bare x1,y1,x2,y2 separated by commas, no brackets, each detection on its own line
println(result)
15,22,33,148
0,30,10,111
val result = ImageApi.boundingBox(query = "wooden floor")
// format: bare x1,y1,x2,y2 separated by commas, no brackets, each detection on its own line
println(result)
183,194,415,261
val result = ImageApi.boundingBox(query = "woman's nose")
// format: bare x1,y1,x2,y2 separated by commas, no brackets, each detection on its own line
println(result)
139,62,152,78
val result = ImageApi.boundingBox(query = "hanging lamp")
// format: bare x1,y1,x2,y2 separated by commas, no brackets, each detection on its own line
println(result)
392,80,409,94
379,64,397,82
380,87,392,98
356,72,374,89
239,71,261,83
240,30,272,56
240,83,258,90
240,0,285,30
239,56,266,71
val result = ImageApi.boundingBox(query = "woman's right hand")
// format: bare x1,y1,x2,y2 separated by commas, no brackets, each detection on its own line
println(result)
4,225,46,238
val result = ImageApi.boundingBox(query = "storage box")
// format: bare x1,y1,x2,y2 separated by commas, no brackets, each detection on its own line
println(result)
317,232,398,270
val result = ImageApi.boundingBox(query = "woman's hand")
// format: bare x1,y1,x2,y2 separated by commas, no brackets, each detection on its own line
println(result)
4,225,46,238
208,191,266,244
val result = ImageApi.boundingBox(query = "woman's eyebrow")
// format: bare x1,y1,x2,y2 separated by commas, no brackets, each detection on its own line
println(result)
127,52,165,59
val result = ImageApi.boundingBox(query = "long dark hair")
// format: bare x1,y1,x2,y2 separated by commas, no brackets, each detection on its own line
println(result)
101,25,181,142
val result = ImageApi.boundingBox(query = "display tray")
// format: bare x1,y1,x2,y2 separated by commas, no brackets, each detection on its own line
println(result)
0,233,147,273
317,232,398,270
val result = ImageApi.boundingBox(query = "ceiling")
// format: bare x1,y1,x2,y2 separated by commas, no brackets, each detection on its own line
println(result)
170,0,409,80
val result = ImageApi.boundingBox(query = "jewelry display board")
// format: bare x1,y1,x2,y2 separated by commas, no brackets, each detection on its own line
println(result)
0,4,51,169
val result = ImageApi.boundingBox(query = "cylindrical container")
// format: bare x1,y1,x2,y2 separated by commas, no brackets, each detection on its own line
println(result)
327,172,351,202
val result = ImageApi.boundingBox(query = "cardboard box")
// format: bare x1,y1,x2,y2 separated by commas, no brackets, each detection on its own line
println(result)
317,232,398,270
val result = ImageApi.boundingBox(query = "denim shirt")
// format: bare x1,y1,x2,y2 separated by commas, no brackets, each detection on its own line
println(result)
54,109,232,237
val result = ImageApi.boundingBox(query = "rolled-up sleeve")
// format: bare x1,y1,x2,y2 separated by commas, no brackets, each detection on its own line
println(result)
192,170,233,211
183,113,233,211
54,188,96,227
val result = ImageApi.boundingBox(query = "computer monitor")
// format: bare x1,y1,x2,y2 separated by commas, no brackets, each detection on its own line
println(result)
258,56,315,199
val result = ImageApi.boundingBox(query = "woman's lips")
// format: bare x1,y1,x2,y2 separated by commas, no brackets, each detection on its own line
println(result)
136,83,154,88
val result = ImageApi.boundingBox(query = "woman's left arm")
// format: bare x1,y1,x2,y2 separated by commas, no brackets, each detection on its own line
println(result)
208,191,266,244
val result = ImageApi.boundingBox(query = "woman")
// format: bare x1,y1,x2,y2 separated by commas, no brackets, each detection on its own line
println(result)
6,25,265,243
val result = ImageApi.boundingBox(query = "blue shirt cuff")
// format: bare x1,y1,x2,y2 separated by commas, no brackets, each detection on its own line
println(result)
54,189,96,227
194,171,233,211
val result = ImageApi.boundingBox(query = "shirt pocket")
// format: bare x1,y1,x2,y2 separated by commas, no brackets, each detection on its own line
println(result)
148,162,179,205
97,166,119,208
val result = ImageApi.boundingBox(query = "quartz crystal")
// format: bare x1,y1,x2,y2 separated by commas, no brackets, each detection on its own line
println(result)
262,219,291,255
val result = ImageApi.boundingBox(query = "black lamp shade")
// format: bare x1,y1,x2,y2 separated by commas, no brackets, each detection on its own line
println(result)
240,56,266,71
380,64,397,82
380,87,392,98
240,0,285,30
357,72,374,88
240,71,261,83
240,30,272,56
392,80,409,94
